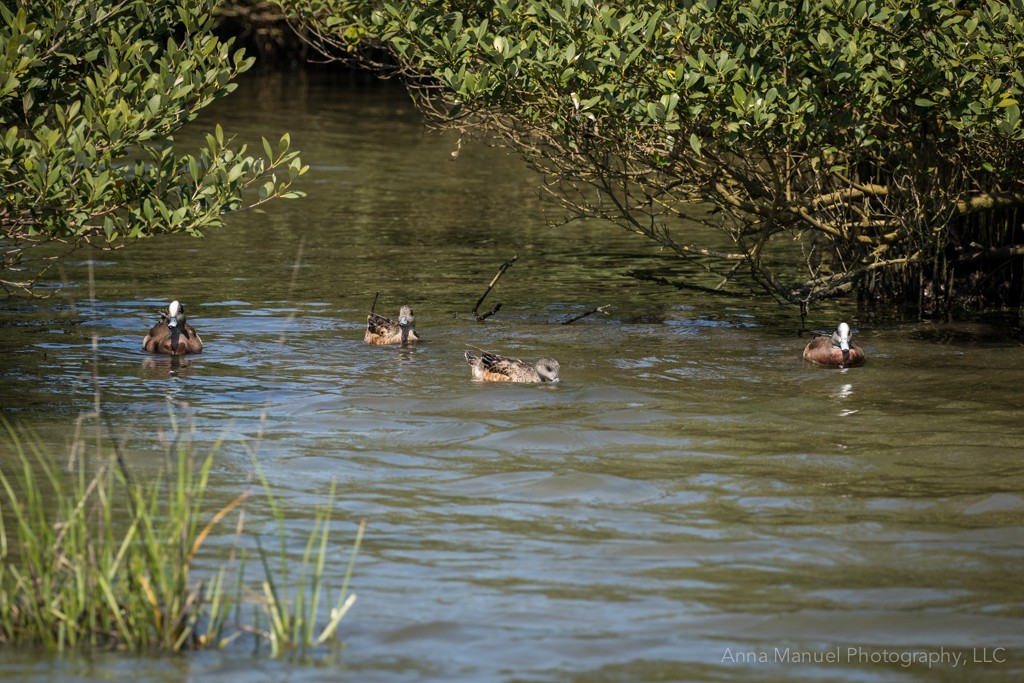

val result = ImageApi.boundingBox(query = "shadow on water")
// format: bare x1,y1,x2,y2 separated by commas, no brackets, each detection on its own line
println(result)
1,72,1022,682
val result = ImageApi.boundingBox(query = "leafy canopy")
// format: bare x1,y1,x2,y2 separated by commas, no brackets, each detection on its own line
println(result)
1,0,307,292
286,0,1024,313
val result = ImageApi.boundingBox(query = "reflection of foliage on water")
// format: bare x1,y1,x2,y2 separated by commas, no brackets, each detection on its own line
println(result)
213,0,337,69
0,417,362,654
281,0,1024,321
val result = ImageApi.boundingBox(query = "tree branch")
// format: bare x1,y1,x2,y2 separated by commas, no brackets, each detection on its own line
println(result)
472,255,517,321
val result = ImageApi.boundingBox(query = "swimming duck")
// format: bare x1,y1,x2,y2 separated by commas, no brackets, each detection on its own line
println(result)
143,300,203,355
803,322,865,367
464,350,560,383
364,305,420,345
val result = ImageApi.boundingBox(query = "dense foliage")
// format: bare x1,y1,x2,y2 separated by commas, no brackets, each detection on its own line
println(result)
284,0,1024,317
0,0,306,293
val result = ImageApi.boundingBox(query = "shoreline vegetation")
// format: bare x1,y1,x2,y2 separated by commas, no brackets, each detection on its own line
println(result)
265,0,1024,325
5,0,1022,324
0,417,363,655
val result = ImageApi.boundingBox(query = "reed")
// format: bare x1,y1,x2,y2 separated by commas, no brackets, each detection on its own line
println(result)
0,419,362,653
249,451,364,657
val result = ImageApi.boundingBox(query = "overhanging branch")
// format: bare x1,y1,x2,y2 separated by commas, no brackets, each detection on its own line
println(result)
955,191,1024,215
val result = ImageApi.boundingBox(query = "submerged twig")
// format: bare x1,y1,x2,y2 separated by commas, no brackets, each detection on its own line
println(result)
472,255,517,321
561,305,610,325
476,302,502,321
627,270,757,298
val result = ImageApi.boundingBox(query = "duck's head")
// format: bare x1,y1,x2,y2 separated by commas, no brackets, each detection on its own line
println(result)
166,300,186,330
398,305,414,328
832,322,853,360
398,305,415,342
535,358,561,383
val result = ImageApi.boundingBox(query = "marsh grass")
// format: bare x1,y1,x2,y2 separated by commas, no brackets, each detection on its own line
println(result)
251,457,362,657
0,419,363,654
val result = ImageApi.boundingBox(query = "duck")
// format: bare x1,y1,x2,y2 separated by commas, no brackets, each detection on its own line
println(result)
803,322,865,367
143,300,203,355
364,305,420,345
464,350,560,383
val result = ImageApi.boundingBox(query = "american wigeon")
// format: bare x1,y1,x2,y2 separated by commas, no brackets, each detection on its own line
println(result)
142,300,203,355
803,322,865,367
464,350,560,383
364,305,420,345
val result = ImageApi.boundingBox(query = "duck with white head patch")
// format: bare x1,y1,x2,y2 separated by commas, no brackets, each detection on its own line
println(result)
802,322,864,367
143,300,204,355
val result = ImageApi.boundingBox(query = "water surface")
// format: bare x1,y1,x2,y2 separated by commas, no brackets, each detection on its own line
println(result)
0,71,1022,682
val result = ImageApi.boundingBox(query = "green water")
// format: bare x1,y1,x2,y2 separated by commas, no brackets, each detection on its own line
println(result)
0,71,1022,682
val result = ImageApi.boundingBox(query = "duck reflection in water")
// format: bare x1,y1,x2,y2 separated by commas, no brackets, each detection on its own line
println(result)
141,354,194,378
803,322,865,368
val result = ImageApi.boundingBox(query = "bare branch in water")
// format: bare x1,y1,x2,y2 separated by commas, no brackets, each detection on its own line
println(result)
370,291,379,314
476,302,502,321
627,270,758,298
561,305,610,325
472,255,517,321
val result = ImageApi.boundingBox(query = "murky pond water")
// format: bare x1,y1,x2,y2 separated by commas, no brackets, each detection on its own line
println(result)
1,72,1022,682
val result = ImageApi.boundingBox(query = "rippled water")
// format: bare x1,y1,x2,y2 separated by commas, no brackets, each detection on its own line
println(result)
1,72,1022,682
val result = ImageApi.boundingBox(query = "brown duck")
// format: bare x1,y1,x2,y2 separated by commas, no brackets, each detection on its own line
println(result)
464,350,560,383
143,300,204,355
803,322,865,367
364,305,420,345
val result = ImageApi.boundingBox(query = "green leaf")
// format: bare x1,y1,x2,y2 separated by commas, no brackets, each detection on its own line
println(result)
731,82,746,107
688,133,702,155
